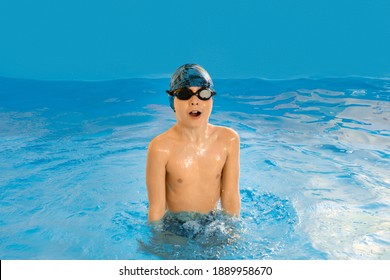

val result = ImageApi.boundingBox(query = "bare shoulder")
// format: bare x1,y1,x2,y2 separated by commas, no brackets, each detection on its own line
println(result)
213,125,239,139
212,125,240,146
148,128,176,155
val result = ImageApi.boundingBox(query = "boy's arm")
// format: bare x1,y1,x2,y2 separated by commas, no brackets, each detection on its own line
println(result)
221,129,241,216
146,138,169,222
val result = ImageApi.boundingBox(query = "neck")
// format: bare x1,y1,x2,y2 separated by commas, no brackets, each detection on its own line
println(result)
174,123,211,142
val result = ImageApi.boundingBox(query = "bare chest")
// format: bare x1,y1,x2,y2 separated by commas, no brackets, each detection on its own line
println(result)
166,142,227,184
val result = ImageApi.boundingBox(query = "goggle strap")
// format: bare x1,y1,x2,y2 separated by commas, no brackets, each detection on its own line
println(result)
166,90,174,96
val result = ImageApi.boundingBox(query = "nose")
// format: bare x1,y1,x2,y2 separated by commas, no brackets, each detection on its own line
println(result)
189,95,199,105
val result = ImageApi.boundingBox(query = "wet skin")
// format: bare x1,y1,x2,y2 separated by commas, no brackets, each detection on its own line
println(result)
146,87,240,222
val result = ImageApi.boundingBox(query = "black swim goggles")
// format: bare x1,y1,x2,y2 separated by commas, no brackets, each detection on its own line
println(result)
166,87,216,101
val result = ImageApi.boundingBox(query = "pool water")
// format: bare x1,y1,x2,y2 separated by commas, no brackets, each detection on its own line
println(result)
0,76,389,259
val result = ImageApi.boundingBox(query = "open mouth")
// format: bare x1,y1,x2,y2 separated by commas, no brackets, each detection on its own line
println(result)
189,110,202,118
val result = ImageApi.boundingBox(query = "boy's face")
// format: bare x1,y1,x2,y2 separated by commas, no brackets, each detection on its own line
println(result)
174,86,213,128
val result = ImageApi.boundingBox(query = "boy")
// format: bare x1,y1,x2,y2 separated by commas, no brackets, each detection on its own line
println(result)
146,64,240,222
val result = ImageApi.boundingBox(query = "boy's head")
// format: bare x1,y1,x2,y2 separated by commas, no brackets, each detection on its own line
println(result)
167,64,215,111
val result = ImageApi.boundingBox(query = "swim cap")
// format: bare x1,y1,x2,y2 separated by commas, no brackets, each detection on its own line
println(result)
167,64,214,111
169,64,214,92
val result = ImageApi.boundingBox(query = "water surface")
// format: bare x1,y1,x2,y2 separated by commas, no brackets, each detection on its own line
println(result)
0,76,389,259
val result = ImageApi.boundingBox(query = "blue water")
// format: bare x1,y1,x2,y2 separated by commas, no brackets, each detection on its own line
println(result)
0,76,389,259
